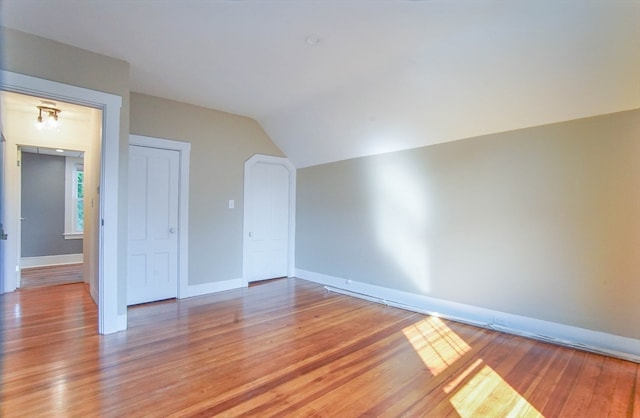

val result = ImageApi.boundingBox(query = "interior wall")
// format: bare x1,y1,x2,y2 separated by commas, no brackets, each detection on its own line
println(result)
84,109,102,300
21,153,83,257
296,109,640,340
129,93,284,285
1,27,130,314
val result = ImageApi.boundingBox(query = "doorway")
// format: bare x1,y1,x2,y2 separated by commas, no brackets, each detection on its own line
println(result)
1,92,100,291
242,154,296,285
0,70,122,334
19,146,86,288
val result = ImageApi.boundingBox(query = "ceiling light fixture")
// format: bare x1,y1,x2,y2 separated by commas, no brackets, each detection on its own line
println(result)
35,105,61,130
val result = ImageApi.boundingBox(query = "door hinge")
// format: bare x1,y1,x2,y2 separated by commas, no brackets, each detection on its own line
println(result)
101,219,104,226
17,159,20,167
0,223,7,240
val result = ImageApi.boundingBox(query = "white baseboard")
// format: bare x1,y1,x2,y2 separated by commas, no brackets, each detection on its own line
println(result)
117,314,128,331
21,254,84,269
296,268,640,363
90,284,98,305
180,278,243,299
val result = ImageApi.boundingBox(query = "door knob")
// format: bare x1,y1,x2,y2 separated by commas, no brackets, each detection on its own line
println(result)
169,227,176,234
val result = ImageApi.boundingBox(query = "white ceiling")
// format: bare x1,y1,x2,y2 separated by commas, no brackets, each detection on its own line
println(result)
2,0,639,167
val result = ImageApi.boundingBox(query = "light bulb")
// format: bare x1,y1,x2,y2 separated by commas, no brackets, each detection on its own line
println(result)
47,111,59,128
35,115,45,130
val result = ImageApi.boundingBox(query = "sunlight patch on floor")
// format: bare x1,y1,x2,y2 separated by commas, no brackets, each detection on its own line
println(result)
403,316,542,416
449,363,543,418
402,316,471,376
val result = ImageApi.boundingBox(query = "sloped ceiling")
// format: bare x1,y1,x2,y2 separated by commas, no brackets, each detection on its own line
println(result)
2,0,639,167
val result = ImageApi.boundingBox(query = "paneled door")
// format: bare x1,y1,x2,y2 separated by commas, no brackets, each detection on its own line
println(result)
0,133,6,293
246,161,290,282
127,145,179,305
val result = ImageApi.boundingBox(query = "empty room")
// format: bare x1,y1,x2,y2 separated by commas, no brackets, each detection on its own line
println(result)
1,1,638,417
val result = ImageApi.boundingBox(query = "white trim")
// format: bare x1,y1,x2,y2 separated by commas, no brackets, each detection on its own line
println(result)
117,314,128,331
180,278,243,299
63,232,83,240
242,154,296,286
1,70,122,335
129,134,191,299
64,156,84,238
21,253,83,269
296,268,640,363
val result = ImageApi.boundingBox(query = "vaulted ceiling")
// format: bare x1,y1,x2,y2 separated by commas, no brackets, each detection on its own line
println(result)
2,0,639,167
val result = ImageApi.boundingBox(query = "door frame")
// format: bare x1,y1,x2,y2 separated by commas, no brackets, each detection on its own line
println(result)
242,154,296,287
129,134,190,298
0,70,122,334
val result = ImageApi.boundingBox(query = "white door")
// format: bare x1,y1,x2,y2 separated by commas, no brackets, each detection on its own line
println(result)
127,145,179,305
246,162,290,282
0,133,6,293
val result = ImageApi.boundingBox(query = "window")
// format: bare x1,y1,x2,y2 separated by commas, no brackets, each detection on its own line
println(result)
64,157,84,239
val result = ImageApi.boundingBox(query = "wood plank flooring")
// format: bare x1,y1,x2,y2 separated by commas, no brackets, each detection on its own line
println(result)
19,263,84,288
1,278,638,417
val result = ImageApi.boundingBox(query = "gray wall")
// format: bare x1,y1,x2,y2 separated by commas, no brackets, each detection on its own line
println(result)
296,109,640,340
21,153,83,257
130,93,284,285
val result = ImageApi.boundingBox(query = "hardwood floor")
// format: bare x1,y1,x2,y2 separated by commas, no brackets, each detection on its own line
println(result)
19,263,84,288
1,278,638,417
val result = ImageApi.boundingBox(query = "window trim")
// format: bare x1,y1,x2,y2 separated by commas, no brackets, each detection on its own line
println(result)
64,156,84,239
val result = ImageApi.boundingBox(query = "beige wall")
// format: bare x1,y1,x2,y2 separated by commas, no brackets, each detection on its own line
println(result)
296,109,640,339
129,93,283,284
1,27,131,314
